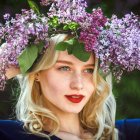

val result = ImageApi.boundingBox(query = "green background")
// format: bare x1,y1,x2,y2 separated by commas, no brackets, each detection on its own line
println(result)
0,0,140,120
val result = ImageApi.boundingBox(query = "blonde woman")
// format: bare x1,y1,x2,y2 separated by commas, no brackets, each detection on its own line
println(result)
0,34,118,140
0,0,140,140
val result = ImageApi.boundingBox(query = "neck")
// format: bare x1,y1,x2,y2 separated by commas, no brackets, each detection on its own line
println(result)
43,100,82,136
58,112,81,136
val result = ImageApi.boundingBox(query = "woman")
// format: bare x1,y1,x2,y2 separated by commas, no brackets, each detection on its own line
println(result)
0,0,140,140
0,34,118,140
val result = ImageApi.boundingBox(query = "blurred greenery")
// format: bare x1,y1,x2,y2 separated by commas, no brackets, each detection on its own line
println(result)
0,79,19,119
113,70,140,119
0,0,140,120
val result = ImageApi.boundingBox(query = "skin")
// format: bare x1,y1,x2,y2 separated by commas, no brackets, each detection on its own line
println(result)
37,50,95,139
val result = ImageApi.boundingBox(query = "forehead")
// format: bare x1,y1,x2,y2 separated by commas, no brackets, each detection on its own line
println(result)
57,50,95,65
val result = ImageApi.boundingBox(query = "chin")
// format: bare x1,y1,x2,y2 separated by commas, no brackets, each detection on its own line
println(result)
64,106,84,114
66,110,81,114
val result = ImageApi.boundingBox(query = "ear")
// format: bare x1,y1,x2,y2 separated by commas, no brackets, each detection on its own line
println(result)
5,65,21,79
35,72,41,82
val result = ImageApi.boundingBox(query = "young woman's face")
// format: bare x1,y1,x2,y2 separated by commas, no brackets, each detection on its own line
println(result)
38,50,95,114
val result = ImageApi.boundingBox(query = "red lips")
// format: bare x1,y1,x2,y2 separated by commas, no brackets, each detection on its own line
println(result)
65,94,84,103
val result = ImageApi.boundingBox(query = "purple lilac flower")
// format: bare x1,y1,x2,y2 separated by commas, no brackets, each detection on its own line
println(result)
47,0,107,51
94,13,140,81
0,9,49,90
3,13,10,20
0,0,107,91
40,0,54,6
79,8,107,51
47,0,87,23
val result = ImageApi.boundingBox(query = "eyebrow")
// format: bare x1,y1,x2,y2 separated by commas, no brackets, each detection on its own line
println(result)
56,60,95,67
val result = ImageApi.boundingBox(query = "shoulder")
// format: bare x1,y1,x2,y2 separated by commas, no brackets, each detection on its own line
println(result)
116,119,140,140
0,120,61,140
0,120,23,140
0,120,37,140
0,120,24,136
0,119,23,129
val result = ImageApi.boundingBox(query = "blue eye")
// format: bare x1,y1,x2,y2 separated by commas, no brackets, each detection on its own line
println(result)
58,66,70,71
84,69,94,74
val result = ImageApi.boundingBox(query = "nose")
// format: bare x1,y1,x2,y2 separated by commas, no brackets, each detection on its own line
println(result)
70,73,84,90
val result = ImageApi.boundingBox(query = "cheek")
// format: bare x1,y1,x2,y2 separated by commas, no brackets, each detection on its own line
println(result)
84,78,95,96
40,73,68,97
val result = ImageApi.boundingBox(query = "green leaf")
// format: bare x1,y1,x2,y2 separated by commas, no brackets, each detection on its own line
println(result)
67,45,73,54
55,39,75,54
56,38,91,62
48,16,59,27
36,42,45,53
72,39,91,62
18,44,38,73
65,38,75,45
27,0,40,14
63,22,79,31
68,22,79,31
65,38,75,54
55,42,67,51
63,25,69,30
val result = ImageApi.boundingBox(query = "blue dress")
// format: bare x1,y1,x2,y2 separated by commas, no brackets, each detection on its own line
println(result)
0,120,61,140
0,119,140,140
115,119,140,140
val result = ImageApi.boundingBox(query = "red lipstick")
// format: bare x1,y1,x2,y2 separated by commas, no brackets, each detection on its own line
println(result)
65,94,84,103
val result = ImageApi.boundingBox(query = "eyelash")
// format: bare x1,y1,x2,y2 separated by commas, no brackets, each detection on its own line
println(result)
58,66,70,71
58,66,94,74
84,69,94,74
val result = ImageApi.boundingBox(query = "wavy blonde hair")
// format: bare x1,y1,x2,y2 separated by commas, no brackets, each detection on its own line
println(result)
16,34,118,140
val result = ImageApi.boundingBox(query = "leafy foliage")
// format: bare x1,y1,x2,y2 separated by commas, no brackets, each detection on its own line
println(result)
18,42,44,73
56,38,91,62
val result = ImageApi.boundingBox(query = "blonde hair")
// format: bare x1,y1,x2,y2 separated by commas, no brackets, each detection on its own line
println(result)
16,34,118,140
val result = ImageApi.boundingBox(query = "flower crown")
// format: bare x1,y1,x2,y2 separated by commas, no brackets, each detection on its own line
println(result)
0,0,140,91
